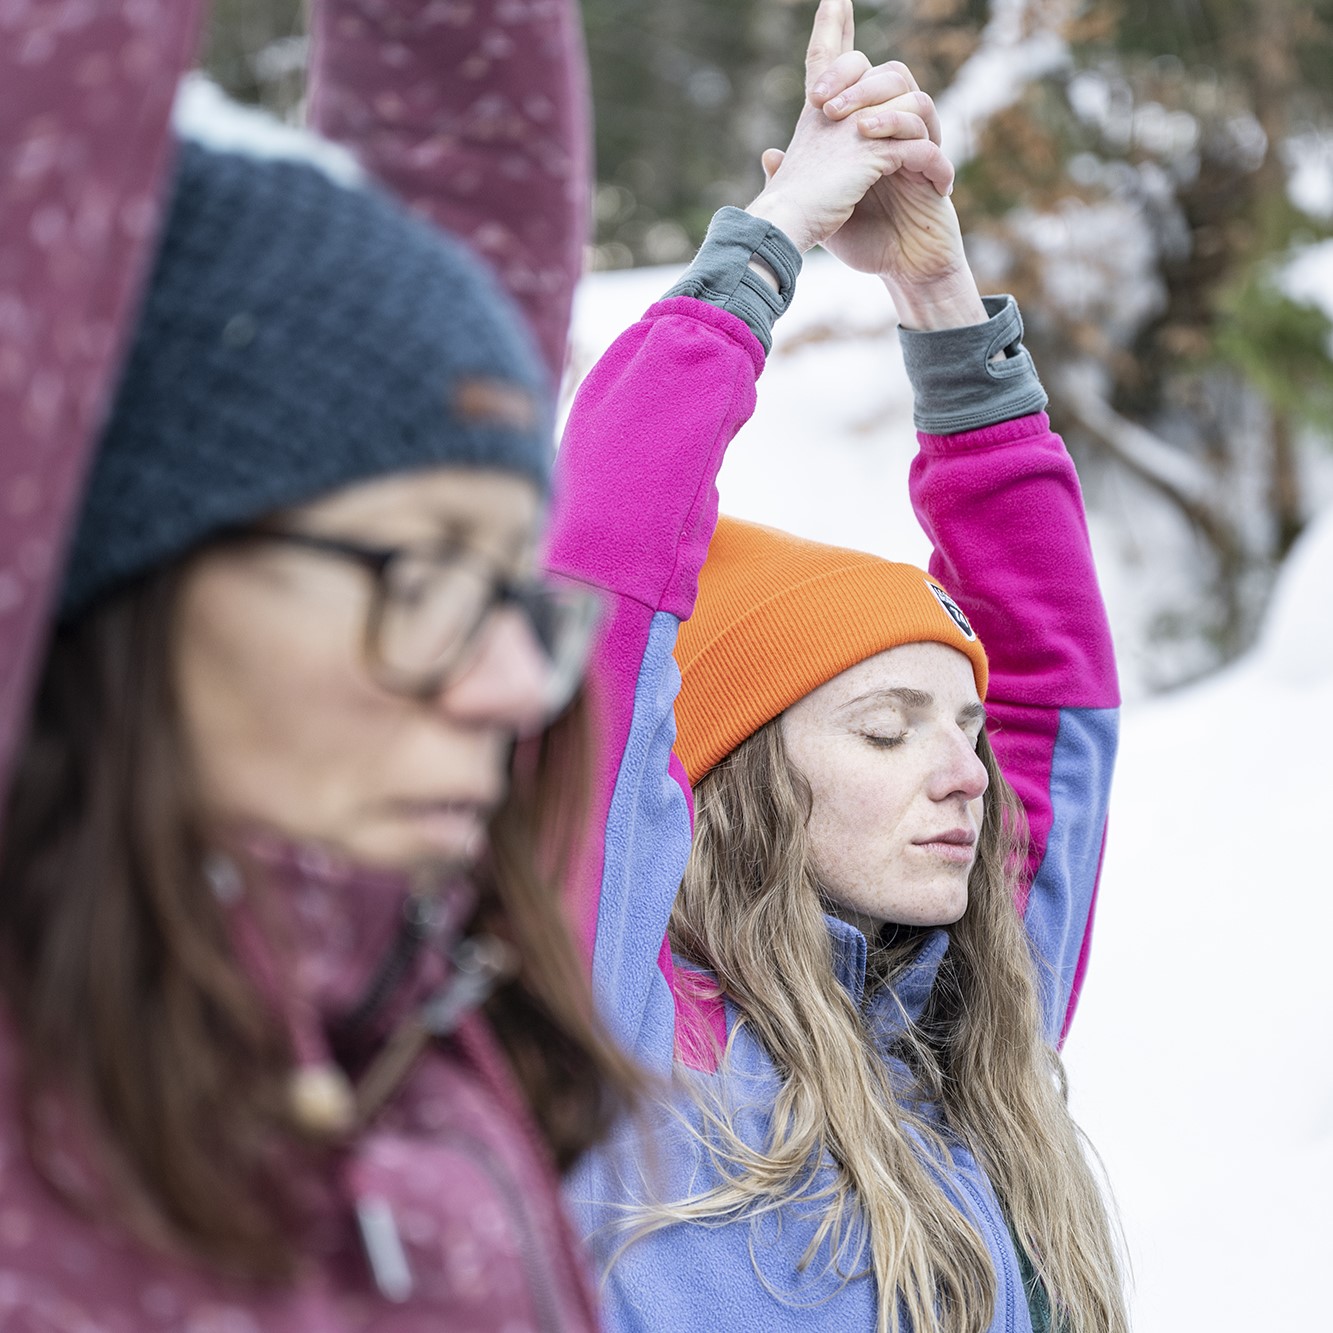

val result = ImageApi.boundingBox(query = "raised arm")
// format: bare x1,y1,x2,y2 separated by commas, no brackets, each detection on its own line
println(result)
546,0,960,1069
810,43,1120,1046
306,0,591,383
0,4,206,841
908,350,1118,1049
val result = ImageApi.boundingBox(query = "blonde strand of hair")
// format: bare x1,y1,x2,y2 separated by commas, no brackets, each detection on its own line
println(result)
624,720,1127,1333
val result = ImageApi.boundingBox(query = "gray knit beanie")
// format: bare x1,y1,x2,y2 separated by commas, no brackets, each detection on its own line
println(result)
61,113,552,619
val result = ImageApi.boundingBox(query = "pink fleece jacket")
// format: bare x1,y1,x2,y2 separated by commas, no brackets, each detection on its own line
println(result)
549,293,1120,1330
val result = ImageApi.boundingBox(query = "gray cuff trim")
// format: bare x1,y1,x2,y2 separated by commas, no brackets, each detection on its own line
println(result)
899,293,1049,434
662,206,802,354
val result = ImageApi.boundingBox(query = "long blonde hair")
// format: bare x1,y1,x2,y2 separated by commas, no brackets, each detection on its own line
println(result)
648,718,1128,1333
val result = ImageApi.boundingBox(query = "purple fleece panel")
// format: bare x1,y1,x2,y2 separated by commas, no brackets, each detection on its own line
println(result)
1062,830,1108,1043
667,749,695,825
560,595,655,958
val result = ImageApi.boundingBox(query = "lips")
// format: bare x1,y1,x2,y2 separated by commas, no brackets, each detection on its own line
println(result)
390,797,497,827
393,797,494,815
912,828,977,865
386,799,496,860
915,828,976,848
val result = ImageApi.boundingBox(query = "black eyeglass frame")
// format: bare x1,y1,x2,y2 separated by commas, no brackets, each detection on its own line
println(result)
222,527,600,706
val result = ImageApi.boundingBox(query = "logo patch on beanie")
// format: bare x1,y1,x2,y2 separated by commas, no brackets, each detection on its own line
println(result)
453,377,538,431
925,580,976,641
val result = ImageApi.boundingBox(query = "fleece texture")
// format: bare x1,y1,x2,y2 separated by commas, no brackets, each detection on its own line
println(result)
546,291,1118,1331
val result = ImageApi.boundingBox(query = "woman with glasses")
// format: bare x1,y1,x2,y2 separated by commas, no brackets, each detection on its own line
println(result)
0,81,636,1333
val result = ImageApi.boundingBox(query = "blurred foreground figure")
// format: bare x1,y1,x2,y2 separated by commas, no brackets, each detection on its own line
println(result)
0,13,638,1331
0,0,590,828
551,2,1129,1330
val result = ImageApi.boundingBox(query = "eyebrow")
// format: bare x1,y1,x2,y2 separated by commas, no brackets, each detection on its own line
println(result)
423,513,534,562
837,687,987,726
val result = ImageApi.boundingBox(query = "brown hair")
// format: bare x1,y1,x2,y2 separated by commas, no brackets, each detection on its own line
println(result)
634,718,1127,1333
0,562,640,1278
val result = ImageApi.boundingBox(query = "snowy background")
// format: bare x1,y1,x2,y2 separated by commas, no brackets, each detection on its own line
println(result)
563,244,1333,1332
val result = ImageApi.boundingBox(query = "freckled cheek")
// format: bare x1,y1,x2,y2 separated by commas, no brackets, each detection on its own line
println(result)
807,776,911,886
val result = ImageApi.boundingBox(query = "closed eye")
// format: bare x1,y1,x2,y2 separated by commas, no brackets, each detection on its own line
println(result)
860,732,906,749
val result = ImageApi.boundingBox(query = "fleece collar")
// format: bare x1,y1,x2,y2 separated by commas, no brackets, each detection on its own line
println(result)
824,914,950,1029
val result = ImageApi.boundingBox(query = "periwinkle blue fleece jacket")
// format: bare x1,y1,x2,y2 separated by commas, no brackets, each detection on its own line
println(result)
545,211,1119,1332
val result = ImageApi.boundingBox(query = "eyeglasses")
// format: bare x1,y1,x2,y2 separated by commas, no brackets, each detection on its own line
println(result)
235,529,601,715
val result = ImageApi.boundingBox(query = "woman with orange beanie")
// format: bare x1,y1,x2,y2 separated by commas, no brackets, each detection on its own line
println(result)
547,2,1128,1330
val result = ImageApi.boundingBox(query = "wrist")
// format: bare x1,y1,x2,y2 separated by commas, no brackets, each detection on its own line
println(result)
881,268,988,331
743,192,814,256
661,207,803,354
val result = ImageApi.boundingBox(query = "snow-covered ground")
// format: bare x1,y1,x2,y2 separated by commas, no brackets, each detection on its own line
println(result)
1065,508,1333,1332
566,254,1333,1332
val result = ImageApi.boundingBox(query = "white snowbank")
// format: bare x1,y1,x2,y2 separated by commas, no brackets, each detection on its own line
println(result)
1064,502,1333,1332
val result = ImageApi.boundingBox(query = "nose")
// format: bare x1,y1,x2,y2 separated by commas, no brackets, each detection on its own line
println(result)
928,728,990,805
436,605,551,735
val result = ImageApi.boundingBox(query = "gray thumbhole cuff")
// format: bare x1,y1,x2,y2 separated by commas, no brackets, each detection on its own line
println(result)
663,206,802,354
898,294,1049,434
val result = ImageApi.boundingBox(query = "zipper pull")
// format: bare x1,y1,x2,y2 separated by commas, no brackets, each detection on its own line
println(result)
352,935,515,1125
355,1194,413,1303
421,935,515,1036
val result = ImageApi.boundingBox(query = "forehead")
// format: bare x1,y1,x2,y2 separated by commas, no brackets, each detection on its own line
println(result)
793,642,982,718
281,465,542,550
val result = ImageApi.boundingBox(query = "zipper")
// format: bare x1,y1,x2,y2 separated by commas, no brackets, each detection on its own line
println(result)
434,1124,567,1333
956,1167,1021,1333
340,884,455,1033
347,934,517,1304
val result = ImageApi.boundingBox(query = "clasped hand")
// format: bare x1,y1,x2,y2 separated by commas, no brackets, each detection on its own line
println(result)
747,0,981,322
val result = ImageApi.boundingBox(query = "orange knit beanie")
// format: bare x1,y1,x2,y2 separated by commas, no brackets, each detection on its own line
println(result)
673,515,989,785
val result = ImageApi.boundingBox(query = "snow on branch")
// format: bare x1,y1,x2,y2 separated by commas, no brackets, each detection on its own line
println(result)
1056,364,1222,530
937,0,1073,167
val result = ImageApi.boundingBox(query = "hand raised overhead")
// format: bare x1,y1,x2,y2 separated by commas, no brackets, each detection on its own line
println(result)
743,0,955,259
752,0,988,329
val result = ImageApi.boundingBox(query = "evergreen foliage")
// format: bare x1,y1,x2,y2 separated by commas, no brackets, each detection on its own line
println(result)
205,0,1333,686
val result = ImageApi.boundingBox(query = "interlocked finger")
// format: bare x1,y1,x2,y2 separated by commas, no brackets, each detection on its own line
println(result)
808,49,873,107
881,59,920,93
873,138,955,196
822,67,914,118
854,90,942,148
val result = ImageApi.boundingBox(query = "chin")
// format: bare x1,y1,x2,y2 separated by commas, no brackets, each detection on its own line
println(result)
935,898,968,927
880,885,969,929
